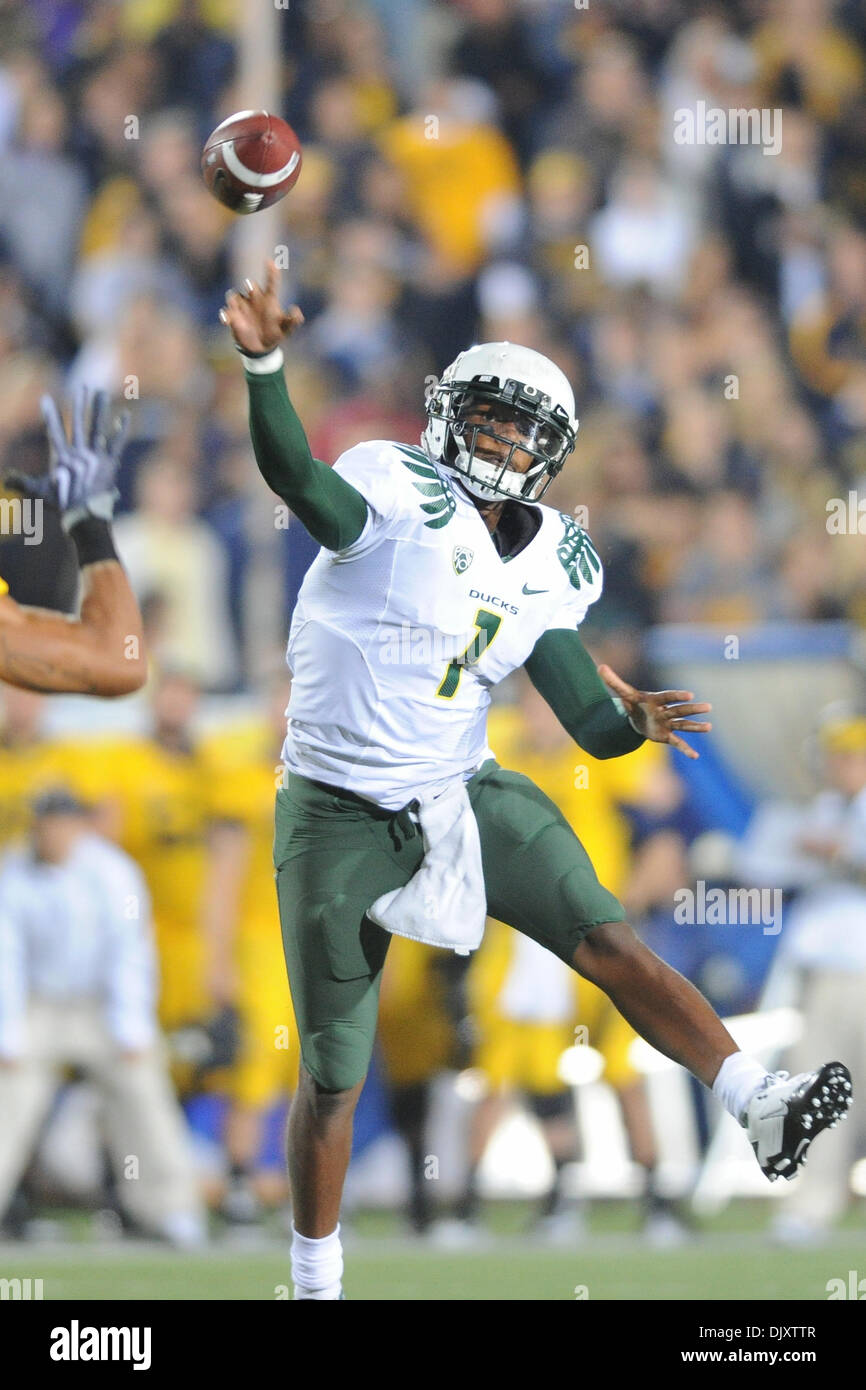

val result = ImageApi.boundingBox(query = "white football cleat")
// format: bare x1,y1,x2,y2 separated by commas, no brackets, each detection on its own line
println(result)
743,1061,853,1182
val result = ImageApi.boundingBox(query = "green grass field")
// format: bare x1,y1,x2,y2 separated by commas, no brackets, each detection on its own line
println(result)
1,1203,863,1300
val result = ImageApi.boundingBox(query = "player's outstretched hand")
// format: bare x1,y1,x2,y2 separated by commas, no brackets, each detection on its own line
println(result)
7,386,127,530
598,664,712,761
219,259,304,354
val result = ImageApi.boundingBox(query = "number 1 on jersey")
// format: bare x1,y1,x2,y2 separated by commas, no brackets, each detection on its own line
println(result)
436,608,502,699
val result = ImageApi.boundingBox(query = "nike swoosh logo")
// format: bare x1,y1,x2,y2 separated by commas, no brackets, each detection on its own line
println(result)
522,584,549,595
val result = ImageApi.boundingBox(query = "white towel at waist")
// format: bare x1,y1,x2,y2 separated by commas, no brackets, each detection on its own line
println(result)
367,778,486,955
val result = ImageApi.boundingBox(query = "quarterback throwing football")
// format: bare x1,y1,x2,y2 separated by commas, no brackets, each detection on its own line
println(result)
221,264,852,1301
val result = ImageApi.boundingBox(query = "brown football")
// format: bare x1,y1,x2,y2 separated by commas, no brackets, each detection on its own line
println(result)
201,110,302,215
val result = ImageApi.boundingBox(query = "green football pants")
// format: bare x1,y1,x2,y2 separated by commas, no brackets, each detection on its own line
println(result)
273,760,625,1091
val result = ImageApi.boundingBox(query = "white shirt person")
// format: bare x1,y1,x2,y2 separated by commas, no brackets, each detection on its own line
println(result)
0,790,205,1247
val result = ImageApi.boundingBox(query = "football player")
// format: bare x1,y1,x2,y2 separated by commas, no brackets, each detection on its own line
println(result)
114,670,213,1042
377,935,465,1235
222,262,852,1300
199,676,301,1223
0,388,145,696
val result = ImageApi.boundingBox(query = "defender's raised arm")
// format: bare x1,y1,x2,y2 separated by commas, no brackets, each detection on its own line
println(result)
0,388,145,696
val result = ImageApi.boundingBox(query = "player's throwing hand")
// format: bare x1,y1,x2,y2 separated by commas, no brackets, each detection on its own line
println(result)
598,665,712,760
219,259,304,355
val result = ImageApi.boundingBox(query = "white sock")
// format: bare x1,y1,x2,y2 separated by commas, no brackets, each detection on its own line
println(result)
291,1224,343,1301
712,1052,770,1124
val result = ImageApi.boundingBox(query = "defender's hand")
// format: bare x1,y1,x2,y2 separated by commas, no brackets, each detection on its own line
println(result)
7,386,128,529
598,664,712,761
219,259,304,354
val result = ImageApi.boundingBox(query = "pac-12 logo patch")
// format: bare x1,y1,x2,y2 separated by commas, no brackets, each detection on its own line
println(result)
452,545,474,576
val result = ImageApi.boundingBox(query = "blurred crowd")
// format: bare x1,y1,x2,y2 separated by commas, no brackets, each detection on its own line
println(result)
0,0,864,1246
0,0,864,683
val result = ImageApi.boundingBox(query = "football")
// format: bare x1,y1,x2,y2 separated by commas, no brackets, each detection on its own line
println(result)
201,109,302,215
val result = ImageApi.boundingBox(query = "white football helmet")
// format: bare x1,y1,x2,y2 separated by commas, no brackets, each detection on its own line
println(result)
422,341,578,504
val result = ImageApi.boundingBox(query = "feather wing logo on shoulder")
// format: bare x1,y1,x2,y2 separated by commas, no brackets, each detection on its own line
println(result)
556,514,602,591
452,545,474,576
397,448,456,529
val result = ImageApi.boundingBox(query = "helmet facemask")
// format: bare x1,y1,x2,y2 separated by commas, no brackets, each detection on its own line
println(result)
429,381,576,504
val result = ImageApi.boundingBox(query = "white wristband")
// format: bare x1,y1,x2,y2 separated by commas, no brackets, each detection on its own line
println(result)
241,347,285,375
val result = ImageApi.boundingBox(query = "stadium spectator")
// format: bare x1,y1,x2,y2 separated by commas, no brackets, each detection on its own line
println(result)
738,704,866,1243
0,788,206,1247
379,76,522,278
112,670,213,1038
0,75,87,320
457,922,588,1242
0,686,52,847
590,157,698,299
199,675,301,1225
446,0,554,166
377,937,463,1236
114,454,238,689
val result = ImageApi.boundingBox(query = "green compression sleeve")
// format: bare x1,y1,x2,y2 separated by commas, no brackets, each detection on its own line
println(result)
245,362,368,552
524,627,646,760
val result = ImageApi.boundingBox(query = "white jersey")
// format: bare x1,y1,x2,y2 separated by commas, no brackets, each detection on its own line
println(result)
282,439,604,809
